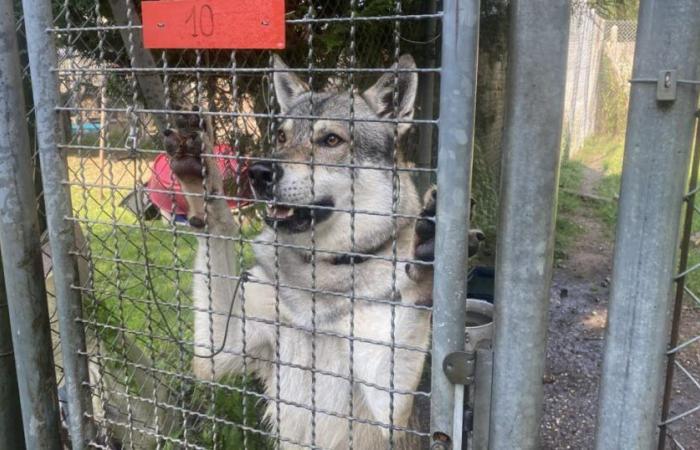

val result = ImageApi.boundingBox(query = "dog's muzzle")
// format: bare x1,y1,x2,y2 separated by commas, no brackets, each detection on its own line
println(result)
249,161,335,233
249,161,283,200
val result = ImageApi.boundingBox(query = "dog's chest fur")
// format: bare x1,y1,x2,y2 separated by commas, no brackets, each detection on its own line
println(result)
249,226,417,447
252,224,413,326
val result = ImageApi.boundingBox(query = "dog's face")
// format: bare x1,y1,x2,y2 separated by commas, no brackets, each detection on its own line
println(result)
249,55,418,234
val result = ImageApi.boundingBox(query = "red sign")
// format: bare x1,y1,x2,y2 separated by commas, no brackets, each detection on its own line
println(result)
142,0,285,49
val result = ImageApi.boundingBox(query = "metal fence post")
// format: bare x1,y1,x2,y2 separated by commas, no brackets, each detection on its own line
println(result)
488,2,570,449
431,0,480,447
0,2,62,449
0,253,26,450
21,0,96,447
594,1,700,448
413,0,438,194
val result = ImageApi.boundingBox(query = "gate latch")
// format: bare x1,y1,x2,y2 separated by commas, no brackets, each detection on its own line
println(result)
443,351,476,385
656,69,677,102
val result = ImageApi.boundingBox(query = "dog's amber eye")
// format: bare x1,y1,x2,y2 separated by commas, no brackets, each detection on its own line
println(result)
277,129,286,144
323,134,343,147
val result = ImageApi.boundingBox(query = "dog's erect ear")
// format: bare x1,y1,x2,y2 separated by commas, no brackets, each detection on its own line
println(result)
362,54,418,135
273,55,310,113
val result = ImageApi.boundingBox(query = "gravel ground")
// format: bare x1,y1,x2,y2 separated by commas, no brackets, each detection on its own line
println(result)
541,193,611,450
540,174,700,449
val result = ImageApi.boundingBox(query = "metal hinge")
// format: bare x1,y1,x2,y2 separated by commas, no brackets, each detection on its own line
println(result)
443,351,476,385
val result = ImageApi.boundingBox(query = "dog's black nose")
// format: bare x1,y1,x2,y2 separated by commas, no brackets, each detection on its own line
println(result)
249,161,281,198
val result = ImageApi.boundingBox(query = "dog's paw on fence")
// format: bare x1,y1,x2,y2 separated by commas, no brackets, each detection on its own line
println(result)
162,107,222,228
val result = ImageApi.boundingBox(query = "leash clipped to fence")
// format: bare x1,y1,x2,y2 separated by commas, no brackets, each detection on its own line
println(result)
136,208,250,359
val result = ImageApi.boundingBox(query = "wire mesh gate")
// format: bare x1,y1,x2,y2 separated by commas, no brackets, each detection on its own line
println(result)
657,119,700,450
7,1,474,449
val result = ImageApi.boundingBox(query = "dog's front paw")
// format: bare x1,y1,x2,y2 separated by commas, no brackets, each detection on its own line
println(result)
411,189,485,262
164,107,209,183
164,128,206,182
414,187,436,263
406,188,436,307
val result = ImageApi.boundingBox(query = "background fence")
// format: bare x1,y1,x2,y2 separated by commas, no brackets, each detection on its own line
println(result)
563,6,637,157
563,5,700,449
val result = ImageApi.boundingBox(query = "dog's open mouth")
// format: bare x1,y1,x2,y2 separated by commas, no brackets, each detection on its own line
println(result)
263,198,335,233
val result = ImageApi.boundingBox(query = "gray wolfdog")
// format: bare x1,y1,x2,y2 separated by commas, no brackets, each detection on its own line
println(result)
164,55,452,449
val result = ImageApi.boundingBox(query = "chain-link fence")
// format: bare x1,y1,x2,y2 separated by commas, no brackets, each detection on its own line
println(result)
563,6,637,158
659,126,700,449
9,1,460,449
563,6,700,449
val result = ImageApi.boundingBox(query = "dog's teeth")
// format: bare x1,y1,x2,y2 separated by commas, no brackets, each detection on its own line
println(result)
266,205,294,219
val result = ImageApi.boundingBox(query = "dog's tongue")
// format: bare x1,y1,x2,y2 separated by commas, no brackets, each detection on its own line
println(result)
267,204,295,219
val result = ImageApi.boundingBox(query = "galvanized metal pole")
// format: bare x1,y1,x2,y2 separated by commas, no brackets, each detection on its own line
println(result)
431,0,480,447
488,2,570,449
414,0,438,194
21,0,96,447
0,254,26,450
595,1,700,449
472,348,492,450
0,2,62,449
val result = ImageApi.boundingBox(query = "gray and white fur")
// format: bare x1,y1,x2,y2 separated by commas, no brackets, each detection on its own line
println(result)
169,55,436,449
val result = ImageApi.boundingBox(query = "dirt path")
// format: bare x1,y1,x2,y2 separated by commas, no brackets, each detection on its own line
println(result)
541,166,700,449
541,166,612,449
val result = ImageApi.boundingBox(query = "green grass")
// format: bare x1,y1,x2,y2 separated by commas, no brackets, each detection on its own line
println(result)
69,154,271,449
570,134,700,293
576,136,625,231
575,135,625,175
555,160,585,259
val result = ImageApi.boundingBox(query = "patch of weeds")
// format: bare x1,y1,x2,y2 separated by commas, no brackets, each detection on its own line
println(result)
69,170,268,448
681,196,700,295
575,136,625,235
574,134,700,294
576,135,625,175
595,173,622,232
555,160,586,259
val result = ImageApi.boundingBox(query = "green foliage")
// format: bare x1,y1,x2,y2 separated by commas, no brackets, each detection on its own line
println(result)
471,141,500,245
73,180,265,448
52,0,434,78
595,173,621,229
596,55,629,137
591,0,639,19
574,136,624,233
555,161,585,259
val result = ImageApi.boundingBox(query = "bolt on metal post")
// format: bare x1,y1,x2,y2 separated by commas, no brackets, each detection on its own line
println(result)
431,0,480,448
595,1,700,449
489,1,570,449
